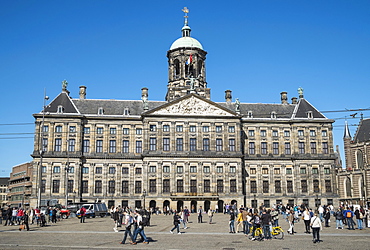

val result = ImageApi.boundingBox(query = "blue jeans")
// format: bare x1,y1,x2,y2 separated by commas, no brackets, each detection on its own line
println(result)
243,221,249,234
121,226,133,243
263,224,271,239
170,223,180,233
229,220,235,232
133,227,148,242
336,219,343,228
357,219,363,229
347,217,355,229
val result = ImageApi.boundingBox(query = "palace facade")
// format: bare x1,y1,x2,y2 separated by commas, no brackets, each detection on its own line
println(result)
30,11,339,211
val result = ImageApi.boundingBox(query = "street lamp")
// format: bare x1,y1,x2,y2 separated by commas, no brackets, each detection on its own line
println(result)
253,194,256,209
37,91,49,208
65,139,70,207
143,189,147,210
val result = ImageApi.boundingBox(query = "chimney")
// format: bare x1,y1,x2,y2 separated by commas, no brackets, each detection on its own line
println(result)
280,91,288,104
79,86,87,99
291,97,298,104
225,90,232,104
141,87,149,110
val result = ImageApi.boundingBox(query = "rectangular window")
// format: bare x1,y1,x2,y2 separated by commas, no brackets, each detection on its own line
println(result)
300,168,306,174
313,180,320,193
274,168,280,174
95,167,102,174
136,140,142,153
135,181,142,194
163,179,170,193
83,127,90,134
229,139,235,151
177,166,183,173
163,125,170,132
286,168,292,174
324,168,330,174
123,128,129,135
250,180,257,193
190,138,197,151
263,181,269,193
312,168,319,174
273,142,279,155
96,140,103,153
110,128,116,134
260,130,266,137
41,180,46,193
202,126,209,132
176,125,183,132
249,142,255,155
311,142,317,154
325,180,332,193
322,130,327,137
228,126,235,133
97,127,103,134
149,179,156,193
108,180,115,193
262,168,268,174
68,139,75,152
176,138,183,151
83,140,90,153
95,180,102,193
69,126,76,133
122,167,129,175
230,179,237,193
250,168,256,174
163,138,170,151
41,166,46,173
298,142,305,154
203,166,210,173
53,166,60,173
322,142,328,154
163,165,170,173
149,125,157,132
67,180,73,193
122,140,129,153
275,180,281,193
54,138,62,152
301,180,308,193
149,137,157,151
310,130,316,137
109,167,116,174
287,180,293,193
216,126,222,132
284,142,291,155
204,180,210,193
109,140,116,153
55,125,62,133
149,166,156,173
190,165,197,173
122,181,129,193
52,180,60,193
248,130,255,137
217,179,224,193
203,138,210,151
136,128,142,135
177,179,184,192
230,165,236,173
298,130,304,136
284,130,290,137
189,125,196,132
216,139,223,151
135,168,142,175
272,130,278,137
42,138,48,152
216,165,223,173
82,167,89,174
82,180,88,193
261,142,267,155
190,180,197,193
42,125,49,133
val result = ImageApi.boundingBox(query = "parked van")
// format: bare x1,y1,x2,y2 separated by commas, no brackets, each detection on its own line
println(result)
77,203,108,218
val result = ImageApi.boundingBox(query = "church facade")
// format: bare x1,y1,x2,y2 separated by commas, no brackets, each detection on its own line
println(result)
30,11,339,211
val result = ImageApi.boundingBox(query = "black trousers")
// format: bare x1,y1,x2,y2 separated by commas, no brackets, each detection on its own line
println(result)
304,219,311,232
312,227,320,242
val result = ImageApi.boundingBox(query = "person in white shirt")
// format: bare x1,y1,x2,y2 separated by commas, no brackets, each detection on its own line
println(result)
303,208,311,233
310,213,323,243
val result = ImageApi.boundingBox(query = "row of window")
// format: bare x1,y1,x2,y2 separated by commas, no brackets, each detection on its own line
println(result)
43,179,238,194
47,165,237,174
250,180,332,193
248,142,329,155
248,129,327,137
250,167,331,175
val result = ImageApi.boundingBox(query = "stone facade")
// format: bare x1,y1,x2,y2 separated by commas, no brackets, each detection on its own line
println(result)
29,13,339,211
8,163,32,207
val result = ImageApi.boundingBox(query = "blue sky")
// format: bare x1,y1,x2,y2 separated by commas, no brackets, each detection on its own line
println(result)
1,0,369,176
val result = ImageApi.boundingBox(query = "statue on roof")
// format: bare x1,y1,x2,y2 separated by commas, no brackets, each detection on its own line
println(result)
235,98,240,113
298,87,304,98
62,79,68,91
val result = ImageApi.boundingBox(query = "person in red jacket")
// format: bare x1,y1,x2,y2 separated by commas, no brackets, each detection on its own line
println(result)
80,206,86,223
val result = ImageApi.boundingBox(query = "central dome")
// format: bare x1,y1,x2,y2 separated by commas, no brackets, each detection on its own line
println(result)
170,36,203,50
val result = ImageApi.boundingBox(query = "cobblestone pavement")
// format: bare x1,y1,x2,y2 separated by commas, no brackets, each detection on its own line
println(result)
0,213,369,250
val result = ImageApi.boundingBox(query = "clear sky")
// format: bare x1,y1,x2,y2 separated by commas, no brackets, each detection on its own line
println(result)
1,0,369,177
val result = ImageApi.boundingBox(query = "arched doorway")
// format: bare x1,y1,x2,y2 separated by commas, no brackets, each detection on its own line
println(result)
163,200,170,215
217,200,224,213
204,200,211,212
149,200,156,210
177,200,184,212
190,200,197,213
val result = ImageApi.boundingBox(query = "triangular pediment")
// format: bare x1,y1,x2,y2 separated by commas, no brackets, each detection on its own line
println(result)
150,95,237,116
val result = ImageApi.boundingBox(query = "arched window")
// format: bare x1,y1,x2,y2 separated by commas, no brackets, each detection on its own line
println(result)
356,150,364,169
345,177,352,198
174,59,180,79
197,60,203,77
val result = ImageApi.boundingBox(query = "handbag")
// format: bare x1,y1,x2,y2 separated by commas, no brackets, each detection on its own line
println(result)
19,224,25,231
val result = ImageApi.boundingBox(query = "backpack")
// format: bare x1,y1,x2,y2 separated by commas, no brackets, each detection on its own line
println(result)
141,215,149,227
346,211,352,218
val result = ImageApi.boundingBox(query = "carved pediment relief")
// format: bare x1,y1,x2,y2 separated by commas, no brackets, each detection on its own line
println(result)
152,96,233,116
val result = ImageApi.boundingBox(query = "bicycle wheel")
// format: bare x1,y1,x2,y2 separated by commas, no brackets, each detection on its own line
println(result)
255,229,264,241
273,229,284,239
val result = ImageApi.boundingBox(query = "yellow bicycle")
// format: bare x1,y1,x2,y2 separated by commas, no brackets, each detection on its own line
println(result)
248,225,284,240
248,226,264,241
271,226,284,239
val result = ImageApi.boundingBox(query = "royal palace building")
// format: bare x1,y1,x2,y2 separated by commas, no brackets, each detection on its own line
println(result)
30,10,339,211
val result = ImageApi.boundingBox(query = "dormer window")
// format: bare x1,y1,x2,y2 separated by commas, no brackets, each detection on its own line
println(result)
307,111,313,119
123,108,130,116
248,111,253,118
271,111,277,119
98,107,104,115
57,105,64,114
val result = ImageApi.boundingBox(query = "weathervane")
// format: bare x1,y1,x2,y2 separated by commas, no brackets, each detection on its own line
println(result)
182,7,189,25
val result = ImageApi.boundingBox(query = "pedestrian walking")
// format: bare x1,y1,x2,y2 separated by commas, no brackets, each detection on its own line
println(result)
169,212,181,234
120,211,134,244
197,206,203,223
208,209,214,224
310,212,322,243
229,209,236,233
131,210,149,245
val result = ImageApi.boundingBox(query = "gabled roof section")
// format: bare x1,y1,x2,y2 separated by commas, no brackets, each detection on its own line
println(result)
353,118,370,143
44,92,79,114
292,98,326,119
146,93,238,117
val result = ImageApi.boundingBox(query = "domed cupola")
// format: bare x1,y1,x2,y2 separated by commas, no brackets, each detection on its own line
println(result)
166,7,209,102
